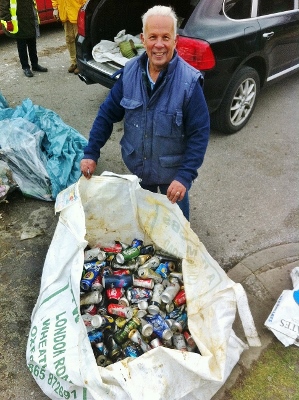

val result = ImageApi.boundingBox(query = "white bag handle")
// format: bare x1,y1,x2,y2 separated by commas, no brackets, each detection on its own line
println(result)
233,283,261,347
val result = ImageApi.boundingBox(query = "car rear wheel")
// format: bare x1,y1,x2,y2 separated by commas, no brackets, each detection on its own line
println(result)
211,66,260,134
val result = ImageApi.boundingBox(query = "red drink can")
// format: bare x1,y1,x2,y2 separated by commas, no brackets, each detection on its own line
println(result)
183,330,197,351
107,303,133,319
83,304,98,315
106,288,124,302
133,277,154,289
102,243,122,254
173,289,186,307
113,269,131,275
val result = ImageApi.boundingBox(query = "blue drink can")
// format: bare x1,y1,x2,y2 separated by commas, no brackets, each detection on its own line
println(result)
131,238,143,248
155,261,176,278
88,329,103,343
171,312,188,332
123,342,143,358
126,287,152,303
102,274,133,289
145,314,173,341
166,307,184,320
81,262,106,291
84,260,106,271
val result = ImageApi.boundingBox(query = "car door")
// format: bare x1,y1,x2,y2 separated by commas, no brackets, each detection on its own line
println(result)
256,0,299,81
36,0,54,22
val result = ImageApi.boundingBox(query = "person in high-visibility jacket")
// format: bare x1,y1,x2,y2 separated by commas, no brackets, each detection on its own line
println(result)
0,0,48,77
51,0,86,74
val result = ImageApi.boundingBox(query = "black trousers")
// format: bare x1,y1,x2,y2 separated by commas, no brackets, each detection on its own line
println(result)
16,37,38,70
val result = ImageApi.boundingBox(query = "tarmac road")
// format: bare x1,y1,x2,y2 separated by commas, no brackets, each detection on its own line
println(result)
0,24,298,399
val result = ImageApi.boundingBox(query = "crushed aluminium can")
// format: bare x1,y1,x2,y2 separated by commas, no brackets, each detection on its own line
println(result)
126,287,152,303
84,248,101,262
150,338,162,348
183,331,198,352
161,278,180,304
80,261,106,291
131,238,143,248
132,276,154,289
172,333,187,351
145,314,173,341
102,274,133,289
107,303,133,319
88,329,103,343
116,246,141,264
128,329,151,353
123,341,143,358
113,317,141,345
173,289,186,307
102,242,123,254
139,244,155,256
155,261,176,278
137,267,163,283
80,291,102,306
106,287,124,302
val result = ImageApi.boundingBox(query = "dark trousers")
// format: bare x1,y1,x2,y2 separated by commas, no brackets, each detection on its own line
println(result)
16,37,38,70
140,183,190,221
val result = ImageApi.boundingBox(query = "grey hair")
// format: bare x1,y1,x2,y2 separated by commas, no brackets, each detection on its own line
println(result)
142,5,178,35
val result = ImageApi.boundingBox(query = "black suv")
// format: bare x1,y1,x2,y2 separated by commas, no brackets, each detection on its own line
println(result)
76,0,299,134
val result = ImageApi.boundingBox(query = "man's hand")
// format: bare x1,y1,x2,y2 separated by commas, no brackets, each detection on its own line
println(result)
6,21,13,31
167,180,186,204
53,8,59,20
80,159,96,179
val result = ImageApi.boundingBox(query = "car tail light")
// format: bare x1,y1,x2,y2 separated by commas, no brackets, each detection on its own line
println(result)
77,8,86,37
176,36,215,71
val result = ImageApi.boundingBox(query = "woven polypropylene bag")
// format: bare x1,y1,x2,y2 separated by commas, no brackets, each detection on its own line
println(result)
26,173,260,400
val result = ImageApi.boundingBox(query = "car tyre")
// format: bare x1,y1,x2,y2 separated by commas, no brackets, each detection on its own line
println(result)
211,66,260,134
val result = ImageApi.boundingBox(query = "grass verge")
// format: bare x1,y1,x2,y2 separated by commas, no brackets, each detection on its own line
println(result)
226,341,299,400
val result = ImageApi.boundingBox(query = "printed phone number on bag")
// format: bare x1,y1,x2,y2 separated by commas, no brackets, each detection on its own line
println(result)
28,364,78,399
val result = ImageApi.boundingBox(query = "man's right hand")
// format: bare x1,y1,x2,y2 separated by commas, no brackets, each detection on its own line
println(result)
53,8,59,20
80,159,97,180
6,21,13,31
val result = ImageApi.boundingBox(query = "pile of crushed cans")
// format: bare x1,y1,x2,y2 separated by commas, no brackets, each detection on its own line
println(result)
80,238,199,367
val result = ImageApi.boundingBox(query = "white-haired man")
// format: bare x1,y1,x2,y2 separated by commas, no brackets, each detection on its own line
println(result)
80,5,210,220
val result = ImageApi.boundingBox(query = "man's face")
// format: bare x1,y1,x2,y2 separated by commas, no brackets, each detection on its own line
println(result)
141,15,177,71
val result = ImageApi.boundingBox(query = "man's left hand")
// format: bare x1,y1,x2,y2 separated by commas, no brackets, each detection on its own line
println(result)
167,180,186,204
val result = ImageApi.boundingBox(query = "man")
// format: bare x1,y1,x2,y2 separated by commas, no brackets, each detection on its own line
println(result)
52,0,86,74
80,5,210,220
0,0,48,77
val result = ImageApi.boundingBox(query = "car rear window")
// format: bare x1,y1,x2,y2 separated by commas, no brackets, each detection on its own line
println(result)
258,0,294,16
175,0,201,28
224,0,252,20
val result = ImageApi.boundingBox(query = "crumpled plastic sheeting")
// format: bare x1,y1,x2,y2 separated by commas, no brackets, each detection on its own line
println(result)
0,117,52,200
0,159,18,202
0,92,9,109
0,93,87,199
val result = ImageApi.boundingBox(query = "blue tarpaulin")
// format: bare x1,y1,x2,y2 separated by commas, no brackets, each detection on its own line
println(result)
0,92,87,200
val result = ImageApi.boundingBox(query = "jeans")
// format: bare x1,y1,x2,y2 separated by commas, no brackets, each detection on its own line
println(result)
16,37,38,69
140,183,190,221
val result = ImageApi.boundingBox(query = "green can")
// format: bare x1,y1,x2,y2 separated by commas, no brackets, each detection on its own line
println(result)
113,317,141,345
116,246,141,264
